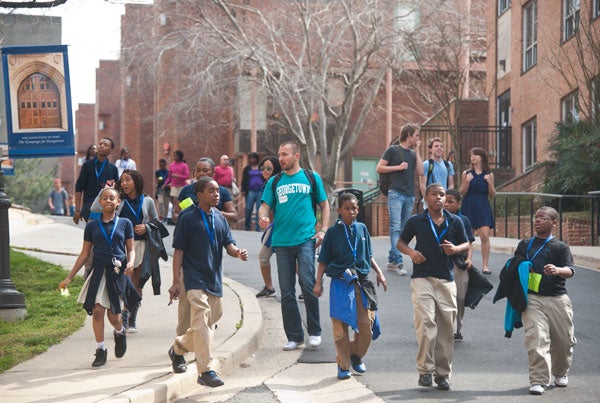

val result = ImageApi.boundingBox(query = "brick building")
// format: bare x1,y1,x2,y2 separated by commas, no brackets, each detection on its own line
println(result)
486,0,599,191
69,1,489,236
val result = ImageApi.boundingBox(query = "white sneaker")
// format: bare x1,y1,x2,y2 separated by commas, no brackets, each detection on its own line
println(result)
386,263,398,272
554,376,568,387
397,268,408,276
529,384,545,395
283,340,303,351
307,335,322,348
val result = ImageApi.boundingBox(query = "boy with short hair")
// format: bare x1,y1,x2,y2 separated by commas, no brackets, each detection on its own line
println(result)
314,192,387,380
397,183,469,391
443,189,476,341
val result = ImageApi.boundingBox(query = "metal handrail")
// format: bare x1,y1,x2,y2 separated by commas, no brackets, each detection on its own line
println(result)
493,192,599,246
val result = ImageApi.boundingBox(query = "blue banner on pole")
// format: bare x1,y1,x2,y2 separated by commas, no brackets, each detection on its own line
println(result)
1,45,75,158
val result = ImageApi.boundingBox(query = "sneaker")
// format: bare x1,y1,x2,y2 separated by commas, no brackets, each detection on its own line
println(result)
434,375,451,391
454,332,463,341
198,370,224,388
168,346,187,373
554,376,568,387
386,262,398,272
337,365,351,380
283,340,304,351
114,330,127,358
529,384,545,395
256,287,276,298
307,335,322,348
128,308,138,333
92,348,107,367
121,310,129,331
350,355,366,373
418,373,432,387
397,267,408,276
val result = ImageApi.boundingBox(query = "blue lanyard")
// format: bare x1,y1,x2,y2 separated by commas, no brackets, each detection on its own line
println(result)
341,220,358,262
124,195,144,224
198,207,215,247
526,235,553,261
99,216,119,251
94,158,108,183
427,211,448,246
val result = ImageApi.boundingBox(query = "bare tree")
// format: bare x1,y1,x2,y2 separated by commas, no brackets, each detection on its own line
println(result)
539,4,600,124
123,0,401,193
393,0,488,173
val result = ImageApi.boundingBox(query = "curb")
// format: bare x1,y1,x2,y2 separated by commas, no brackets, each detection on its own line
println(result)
106,278,263,403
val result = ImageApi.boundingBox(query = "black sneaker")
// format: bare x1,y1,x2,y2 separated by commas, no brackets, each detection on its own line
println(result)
418,373,432,386
168,346,187,373
435,375,451,391
114,330,127,358
92,348,107,367
454,332,463,341
256,287,276,298
198,370,224,388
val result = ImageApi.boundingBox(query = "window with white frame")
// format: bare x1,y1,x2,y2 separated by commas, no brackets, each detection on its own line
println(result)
522,118,537,171
523,1,537,72
498,0,511,15
592,76,600,121
595,0,600,19
561,90,580,123
563,0,580,41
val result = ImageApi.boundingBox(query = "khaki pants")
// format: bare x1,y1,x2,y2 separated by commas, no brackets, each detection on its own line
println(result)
332,283,376,370
176,267,190,336
411,277,457,377
522,293,576,386
173,289,223,373
454,266,469,334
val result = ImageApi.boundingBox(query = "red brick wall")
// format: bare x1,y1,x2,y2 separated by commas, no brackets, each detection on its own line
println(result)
96,60,122,155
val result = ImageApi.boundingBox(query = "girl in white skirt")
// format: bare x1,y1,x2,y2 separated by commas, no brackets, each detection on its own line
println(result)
60,187,139,367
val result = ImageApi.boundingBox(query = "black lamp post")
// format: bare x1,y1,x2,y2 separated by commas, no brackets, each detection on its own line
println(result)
0,169,26,321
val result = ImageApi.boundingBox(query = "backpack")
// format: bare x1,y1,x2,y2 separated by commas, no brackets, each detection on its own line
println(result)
271,168,318,215
379,146,401,197
426,158,451,188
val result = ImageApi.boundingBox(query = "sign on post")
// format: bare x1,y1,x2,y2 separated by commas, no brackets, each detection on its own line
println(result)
1,45,74,158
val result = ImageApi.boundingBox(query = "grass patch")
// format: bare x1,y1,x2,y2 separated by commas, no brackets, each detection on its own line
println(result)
0,249,86,373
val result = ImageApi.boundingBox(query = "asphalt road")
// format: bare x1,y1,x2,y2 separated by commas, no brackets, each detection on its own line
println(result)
158,225,600,402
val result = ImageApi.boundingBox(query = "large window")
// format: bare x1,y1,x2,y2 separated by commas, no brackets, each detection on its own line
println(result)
592,76,600,121
561,90,580,123
563,0,580,41
522,118,537,171
498,0,511,15
523,1,537,72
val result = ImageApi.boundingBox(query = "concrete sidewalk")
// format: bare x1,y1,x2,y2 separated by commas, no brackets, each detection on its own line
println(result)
2,208,599,402
2,208,262,402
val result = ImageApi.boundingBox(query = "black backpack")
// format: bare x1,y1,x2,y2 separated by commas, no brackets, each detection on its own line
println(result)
380,146,400,197
271,169,318,215
426,158,451,188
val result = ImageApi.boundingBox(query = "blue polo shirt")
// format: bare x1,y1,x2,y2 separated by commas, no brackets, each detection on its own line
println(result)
172,206,235,296
318,219,372,278
84,215,134,263
400,210,468,281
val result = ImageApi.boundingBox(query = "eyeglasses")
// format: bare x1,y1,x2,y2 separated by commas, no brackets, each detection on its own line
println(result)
533,215,554,221
261,166,273,172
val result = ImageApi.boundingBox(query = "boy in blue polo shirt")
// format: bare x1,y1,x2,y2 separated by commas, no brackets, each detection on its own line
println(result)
167,176,248,388
314,192,387,380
